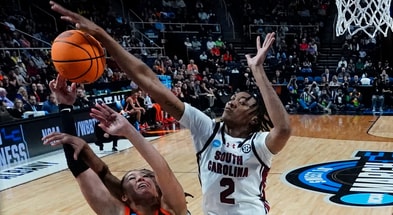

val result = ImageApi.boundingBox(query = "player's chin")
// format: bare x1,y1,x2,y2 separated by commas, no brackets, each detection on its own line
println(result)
221,109,231,119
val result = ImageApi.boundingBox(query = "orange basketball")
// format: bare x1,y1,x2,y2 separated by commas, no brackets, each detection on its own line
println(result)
51,30,106,84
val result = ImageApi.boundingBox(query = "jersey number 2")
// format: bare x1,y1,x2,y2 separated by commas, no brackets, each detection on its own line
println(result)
220,178,235,204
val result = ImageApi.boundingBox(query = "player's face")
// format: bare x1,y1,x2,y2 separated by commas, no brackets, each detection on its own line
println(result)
121,170,158,201
222,92,258,125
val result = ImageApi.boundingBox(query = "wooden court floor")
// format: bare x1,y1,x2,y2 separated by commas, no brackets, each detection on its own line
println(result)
1,114,393,215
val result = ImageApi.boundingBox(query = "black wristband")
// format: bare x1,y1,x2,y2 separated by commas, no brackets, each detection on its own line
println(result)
63,144,89,177
59,104,73,112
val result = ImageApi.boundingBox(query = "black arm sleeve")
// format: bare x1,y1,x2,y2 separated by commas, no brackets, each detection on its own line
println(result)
59,104,89,177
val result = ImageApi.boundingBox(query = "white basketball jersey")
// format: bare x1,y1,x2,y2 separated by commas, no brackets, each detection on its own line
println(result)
179,104,274,215
197,122,271,215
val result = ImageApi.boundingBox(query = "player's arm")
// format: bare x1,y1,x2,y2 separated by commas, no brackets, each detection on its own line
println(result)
90,103,188,215
50,1,185,120
246,33,292,154
78,143,124,200
46,75,124,202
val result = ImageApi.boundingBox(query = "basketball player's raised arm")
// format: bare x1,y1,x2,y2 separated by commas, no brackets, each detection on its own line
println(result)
90,103,188,214
44,127,123,200
246,33,292,154
49,1,185,120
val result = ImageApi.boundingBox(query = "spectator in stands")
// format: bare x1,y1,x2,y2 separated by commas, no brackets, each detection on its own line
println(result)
346,58,356,74
307,40,318,63
1,75,16,100
322,67,333,83
10,51,21,65
29,83,42,102
383,60,392,74
355,58,364,74
212,68,228,95
13,68,29,87
15,86,29,105
30,51,47,69
73,87,92,109
186,80,200,109
0,87,14,108
317,86,332,113
331,87,346,112
186,59,199,74
14,59,28,76
298,38,309,58
296,76,309,91
271,69,285,84
142,91,157,126
214,36,224,50
23,94,43,112
206,36,215,51
184,37,192,52
42,93,59,114
2,51,16,70
371,76,385,112
341,40,351,58
298,86,318,112
346,87,363,112
379,69,390,80
0,100,16,122
191,36,202,53
152,59,166,75
337,56,348,71
382,78,393,109
358,49,367,60
320,75,328,86
198,8,209,23
123,90,145,129
329,75,342,87
210,44,221,60
8,98,24,119
222,50,233,63
26,59,39,77
349,74,361,87
300,58,312,73
286,75,299,112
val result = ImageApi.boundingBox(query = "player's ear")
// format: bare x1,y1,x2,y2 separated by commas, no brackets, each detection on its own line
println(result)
250,116,258,126
121,194,129,202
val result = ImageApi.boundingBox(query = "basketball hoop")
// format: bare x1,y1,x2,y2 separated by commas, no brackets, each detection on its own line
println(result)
336,0,393,38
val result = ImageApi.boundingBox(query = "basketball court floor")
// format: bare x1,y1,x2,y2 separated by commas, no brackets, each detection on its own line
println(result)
1,114,393,215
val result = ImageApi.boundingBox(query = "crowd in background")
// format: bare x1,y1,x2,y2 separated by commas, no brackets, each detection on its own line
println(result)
1,0,393,124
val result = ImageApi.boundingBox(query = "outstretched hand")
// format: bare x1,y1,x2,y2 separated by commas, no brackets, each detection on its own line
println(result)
245,33,276,68
49,1,102,36
49,75,77,105
42,132,85,160
90,103,133,137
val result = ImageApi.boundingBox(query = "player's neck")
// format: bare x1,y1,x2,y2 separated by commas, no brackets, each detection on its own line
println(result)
224,124,251,138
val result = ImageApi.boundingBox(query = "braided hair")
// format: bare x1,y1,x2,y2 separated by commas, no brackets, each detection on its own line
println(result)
247,90,273,133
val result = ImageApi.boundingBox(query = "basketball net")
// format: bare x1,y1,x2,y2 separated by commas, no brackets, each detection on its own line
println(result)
336,0,393,38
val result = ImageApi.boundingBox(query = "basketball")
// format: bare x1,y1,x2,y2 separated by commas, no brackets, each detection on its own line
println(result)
51,30,106,84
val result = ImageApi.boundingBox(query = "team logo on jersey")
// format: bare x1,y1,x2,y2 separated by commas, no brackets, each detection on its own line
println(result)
241,143,251,153
212,139,221,147
284,151,393,207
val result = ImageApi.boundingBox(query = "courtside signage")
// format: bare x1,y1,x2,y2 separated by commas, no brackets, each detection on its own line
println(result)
284,151,393,207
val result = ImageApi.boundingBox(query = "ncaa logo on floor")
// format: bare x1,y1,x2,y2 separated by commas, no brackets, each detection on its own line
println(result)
283,151,393,207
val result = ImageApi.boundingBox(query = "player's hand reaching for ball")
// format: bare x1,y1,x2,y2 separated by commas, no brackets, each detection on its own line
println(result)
42,132,86,160
90,103,135,138
49,75,77,106
50,1,103,38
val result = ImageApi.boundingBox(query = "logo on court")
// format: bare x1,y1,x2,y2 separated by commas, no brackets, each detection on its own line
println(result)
284,151,393,207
